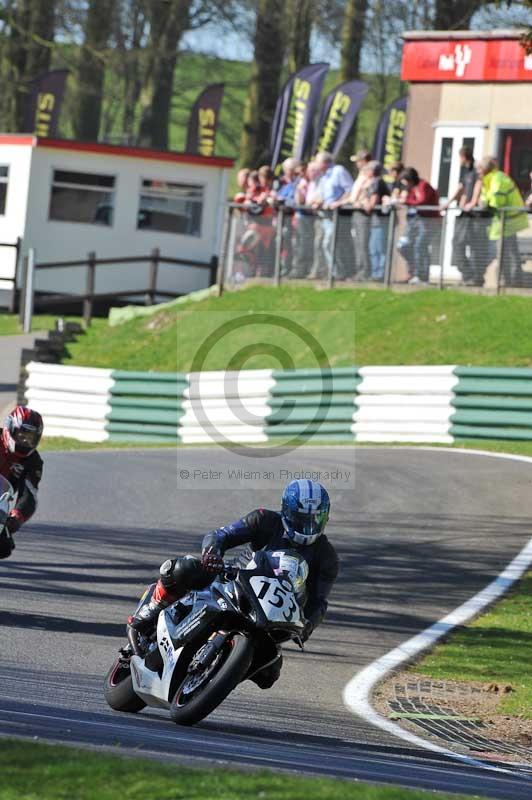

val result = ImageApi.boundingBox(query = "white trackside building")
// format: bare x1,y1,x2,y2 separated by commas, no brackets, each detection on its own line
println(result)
0,134,233,307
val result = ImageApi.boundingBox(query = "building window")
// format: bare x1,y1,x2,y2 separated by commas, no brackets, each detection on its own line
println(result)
49,170,115,226
137,180,203,236
0,166,8,215
437,137,453,199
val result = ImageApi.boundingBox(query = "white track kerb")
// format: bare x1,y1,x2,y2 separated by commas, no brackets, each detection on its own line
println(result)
343,447,532,775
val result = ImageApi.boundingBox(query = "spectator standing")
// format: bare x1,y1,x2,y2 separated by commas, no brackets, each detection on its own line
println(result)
293,161,322,278
387,161,405,201
245,170,262,203
311,151,354,279
234,168,251,203
276,158,301,275
442,146,486,285
476,156,528,287
347,150,372,279
360,161,390,281
256,166,276,205
398,167,439,284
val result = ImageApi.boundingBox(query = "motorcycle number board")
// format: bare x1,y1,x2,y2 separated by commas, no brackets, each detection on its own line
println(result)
250,576,300,623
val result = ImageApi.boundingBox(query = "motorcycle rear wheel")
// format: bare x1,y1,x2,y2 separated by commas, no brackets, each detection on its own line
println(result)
104,658,146,713
169,633,253,726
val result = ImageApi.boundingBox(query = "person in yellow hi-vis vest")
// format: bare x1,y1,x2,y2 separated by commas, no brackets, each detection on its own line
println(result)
477,156,528,287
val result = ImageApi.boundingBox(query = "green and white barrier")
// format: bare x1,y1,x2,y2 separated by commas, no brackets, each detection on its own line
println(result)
22,362,532,444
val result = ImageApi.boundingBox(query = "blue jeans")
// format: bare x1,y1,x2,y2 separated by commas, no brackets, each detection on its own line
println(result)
369,222,386,280
398,217,429,280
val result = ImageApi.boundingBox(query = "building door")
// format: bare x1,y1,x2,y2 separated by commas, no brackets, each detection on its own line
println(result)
431,126,485,281
431,126,485,201
498,129,532,196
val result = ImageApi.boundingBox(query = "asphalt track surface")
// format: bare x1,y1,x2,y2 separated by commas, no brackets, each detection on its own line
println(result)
1,446,531,798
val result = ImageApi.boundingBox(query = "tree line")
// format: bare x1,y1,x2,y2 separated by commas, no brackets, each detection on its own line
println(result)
0,0,529,164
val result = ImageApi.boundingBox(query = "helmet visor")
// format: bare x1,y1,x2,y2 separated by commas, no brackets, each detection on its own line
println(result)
289,508,328,539
13,427,40,452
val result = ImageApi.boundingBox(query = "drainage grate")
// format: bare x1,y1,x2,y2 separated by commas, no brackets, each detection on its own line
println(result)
388,679,532,769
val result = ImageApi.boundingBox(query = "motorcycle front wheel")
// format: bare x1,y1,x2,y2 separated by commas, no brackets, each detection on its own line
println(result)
104,657,146,713
169,633,253,726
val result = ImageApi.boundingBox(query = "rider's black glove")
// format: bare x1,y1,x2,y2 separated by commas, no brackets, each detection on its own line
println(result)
201,547,224,575
6,514,22,535
0,529,15,559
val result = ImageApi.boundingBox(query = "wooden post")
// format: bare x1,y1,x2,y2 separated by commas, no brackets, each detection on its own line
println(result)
84,251,96,326
147,247,160,305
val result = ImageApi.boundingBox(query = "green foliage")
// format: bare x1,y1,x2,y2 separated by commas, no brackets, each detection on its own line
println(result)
74,52,401,166
0,739,487,800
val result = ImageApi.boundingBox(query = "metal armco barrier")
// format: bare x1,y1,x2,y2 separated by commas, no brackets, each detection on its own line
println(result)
22,363,532,445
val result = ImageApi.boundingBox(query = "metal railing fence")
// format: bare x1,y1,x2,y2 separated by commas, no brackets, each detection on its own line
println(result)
219,202,532,294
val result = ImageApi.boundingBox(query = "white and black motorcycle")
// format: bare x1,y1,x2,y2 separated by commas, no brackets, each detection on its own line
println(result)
104,549,307,726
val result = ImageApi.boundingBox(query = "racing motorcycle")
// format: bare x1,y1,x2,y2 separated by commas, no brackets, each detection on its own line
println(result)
104,549,307,726
0,476,15,552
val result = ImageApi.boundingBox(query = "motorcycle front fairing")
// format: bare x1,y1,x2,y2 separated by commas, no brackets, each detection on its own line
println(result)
130,587,239,708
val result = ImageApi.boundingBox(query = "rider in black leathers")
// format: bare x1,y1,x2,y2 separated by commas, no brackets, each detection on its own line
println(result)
129,481,339,687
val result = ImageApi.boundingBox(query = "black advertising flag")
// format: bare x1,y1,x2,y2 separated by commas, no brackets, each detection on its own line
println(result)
23,69,69,137
313,80,368,157
186,83,225,156
372,96,408,174
270,63,329,171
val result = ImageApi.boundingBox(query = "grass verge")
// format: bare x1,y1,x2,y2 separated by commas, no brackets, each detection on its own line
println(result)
0,739,484,800
59,286,532,372
0,314,77,336
39,437,176,452
39,437,532,458
413,573,532,719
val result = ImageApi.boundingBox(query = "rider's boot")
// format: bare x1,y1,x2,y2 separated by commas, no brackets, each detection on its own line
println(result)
128,580,179,635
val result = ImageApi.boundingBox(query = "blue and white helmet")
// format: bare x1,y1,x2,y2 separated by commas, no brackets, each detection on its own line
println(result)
281,480,330,546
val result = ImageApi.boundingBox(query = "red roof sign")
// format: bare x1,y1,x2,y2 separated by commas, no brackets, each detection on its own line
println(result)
402,39,532,82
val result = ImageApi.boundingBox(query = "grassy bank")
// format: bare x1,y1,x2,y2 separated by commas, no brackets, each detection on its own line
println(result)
61,286,532,372
0,739,484,800
414,573,532,719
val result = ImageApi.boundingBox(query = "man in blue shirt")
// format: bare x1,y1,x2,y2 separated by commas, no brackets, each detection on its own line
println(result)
312,151,354,279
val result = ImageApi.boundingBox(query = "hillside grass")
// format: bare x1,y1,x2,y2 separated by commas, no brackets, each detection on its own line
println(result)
61,286,532,372
0,739,486,800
